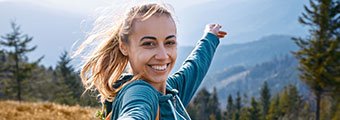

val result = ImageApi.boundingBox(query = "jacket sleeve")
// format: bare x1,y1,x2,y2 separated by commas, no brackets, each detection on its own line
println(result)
117,83,159,120
167,32,220,106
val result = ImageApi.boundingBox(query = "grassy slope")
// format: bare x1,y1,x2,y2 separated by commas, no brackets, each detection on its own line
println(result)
0,100,100,120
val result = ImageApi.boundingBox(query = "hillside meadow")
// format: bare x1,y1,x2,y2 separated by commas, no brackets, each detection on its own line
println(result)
0,100,100,120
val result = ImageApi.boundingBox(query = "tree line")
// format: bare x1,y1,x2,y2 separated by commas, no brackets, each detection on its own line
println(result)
187,81,339,120
0,22,98,106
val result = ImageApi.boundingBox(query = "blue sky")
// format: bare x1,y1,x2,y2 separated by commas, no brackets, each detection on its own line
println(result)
0,0,309,67
0,0,215,15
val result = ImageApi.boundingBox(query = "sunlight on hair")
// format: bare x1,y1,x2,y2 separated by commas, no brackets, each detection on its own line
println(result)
72,0,177,103
72,0,177,70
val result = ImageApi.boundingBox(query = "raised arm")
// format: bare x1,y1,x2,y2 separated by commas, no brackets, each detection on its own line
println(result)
167,24,226,106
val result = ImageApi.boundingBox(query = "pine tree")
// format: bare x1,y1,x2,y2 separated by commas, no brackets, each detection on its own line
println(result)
226,94,234,120
26,65,58,102
248,97,260,120
56,51,82,96
192,87,211,119
0,45,6,99
278,86,290,118
0,44,5,77
0,44,4,63
286,85,301,119
293,1,340,120
301,101,313,120
260,81,271,119
208,87,221,120
0,22,41,101
275,85,303,119
267,95,280,120
235,92,242,120
54,51,81,105
186,102,198,120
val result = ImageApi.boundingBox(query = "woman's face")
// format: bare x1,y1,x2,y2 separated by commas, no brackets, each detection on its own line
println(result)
121,15,177,86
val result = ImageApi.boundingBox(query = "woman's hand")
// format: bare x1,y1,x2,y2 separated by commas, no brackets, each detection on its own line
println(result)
204,24,227,39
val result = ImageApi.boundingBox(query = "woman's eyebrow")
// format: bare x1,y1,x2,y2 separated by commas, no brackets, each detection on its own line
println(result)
140,35,176,41
140,36,157,41
166,35,176,40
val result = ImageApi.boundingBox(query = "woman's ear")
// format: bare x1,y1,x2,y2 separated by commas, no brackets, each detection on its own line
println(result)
119,43,128,56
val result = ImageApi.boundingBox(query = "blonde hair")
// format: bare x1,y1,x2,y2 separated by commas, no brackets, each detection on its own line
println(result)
74,3,175,103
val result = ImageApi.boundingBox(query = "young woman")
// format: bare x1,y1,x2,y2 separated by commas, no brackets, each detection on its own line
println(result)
76,3,227,120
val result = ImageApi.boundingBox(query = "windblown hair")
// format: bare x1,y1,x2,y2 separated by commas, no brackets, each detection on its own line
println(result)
74,3,175,103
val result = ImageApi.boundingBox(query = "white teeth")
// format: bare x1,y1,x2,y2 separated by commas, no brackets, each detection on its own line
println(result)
151,65,167,71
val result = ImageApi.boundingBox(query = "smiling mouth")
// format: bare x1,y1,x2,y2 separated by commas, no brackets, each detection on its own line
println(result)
148,63,170,71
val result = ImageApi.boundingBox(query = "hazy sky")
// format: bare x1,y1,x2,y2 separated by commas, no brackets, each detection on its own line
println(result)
1,0,308,45
0,0,308,67
3,0,217,14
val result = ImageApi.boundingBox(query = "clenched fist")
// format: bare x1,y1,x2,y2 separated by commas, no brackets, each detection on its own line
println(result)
204,24,227,39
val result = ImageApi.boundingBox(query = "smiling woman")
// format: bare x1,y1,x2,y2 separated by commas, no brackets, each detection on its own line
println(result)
120,15,177,92
74,2,226,120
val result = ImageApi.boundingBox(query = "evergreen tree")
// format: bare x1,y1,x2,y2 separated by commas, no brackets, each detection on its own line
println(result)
0,44,4,67
286,85,301,119
242,93,248,107
208,87,221,120
235,92,242,120
192,87,211,119
0,22,41,101
186,103,198,120
226,94,234,120
0,45,5,99
267,95,280,120
274,85,304,119
56,51,82,96
320,96,333,120
260,81,271,119
248,97,260,120
78,90,100,107
26,65,58,102
54,51,81,105
300,101,313,120
293,1,340,120
239,108,248,120
278,86,290,118
0,44,5,77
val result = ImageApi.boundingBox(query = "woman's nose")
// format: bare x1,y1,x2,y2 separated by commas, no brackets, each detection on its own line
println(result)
155,46,169,60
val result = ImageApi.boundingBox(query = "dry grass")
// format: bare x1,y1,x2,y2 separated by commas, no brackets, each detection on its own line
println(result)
0,100,100,120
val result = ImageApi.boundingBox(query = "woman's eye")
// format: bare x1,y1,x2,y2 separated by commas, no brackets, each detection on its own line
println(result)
142,42,156,47
165,41,177,46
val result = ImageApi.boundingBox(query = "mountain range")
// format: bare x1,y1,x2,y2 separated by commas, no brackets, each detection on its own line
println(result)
173,35,311,107
174,35,299,73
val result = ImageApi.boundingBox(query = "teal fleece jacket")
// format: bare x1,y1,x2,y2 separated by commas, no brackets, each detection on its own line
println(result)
105,33,220,120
